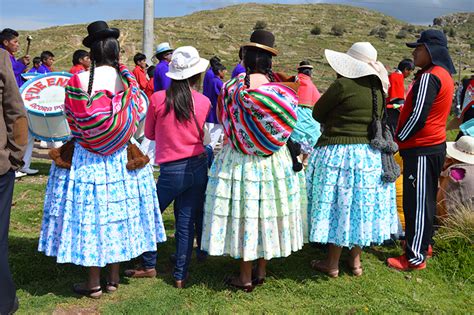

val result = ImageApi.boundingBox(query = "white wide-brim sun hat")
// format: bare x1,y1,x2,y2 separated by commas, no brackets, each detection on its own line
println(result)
446,136,474,164
166,46,209,80
324,42,389,93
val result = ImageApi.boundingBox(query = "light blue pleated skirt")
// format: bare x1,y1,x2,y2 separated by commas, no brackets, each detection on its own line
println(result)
38,142,166,267
306,144,398,247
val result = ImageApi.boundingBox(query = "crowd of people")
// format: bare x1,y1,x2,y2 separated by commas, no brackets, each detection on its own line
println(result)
0,19,473,313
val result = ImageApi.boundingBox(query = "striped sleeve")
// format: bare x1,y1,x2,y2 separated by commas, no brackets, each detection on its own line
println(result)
396,73,441,142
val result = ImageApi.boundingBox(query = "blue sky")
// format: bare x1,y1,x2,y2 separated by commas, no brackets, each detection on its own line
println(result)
0,0,472,30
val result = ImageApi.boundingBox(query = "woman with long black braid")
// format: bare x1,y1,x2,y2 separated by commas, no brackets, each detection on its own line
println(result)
38,21,166,298
306,42,398,277
201,30,305,292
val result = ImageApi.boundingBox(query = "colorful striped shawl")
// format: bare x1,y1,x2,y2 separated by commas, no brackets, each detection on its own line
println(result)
65,64,141,155
219,73,298,156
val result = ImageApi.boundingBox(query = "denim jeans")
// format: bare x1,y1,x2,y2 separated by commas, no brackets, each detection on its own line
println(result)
141,153,208,280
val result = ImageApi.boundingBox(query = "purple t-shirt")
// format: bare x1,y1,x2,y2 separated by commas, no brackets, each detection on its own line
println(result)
0,46,26,87
203,74,223,124
231,63,245,78
28,66,41,73
153,60,171,92
36,64,51,74
203,68,214,95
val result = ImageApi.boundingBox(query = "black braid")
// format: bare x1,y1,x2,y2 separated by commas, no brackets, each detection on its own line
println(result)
370,78,379,121
380,85,388,126
369,76,379,140
266,68,275,82
87,59,96,96
112,60,120,74
244,66,252,88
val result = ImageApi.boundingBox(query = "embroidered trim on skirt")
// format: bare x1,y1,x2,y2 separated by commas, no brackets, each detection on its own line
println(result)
201,145,307,261
38,143,166,267
290,106,321,154
306,144,398,248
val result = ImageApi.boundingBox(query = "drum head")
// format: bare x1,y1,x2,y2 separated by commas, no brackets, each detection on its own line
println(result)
20,72,73,141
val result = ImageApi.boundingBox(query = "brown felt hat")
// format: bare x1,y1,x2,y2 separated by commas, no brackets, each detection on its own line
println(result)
242,30,278,56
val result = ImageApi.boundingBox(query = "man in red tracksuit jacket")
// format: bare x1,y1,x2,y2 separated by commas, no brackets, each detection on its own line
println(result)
387,30,456,271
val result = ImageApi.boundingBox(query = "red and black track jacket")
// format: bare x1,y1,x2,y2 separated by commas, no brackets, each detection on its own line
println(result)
396,65,454,153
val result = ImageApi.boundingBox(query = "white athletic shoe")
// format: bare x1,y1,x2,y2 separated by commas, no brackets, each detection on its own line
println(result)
15,171,27,179
19,168,39,175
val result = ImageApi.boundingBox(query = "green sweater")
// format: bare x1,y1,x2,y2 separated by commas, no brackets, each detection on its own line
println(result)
312,76,383,147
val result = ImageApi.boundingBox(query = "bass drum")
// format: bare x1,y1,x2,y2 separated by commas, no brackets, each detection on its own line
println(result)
19,72,73,142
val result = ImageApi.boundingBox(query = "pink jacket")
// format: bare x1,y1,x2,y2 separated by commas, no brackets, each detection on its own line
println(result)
145,89,211,164
297,73,321,107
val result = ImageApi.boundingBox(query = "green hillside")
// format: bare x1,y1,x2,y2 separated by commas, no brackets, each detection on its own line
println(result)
16,3,473,89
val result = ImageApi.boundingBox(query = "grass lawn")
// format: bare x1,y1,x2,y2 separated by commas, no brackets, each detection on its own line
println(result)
9,158,473,314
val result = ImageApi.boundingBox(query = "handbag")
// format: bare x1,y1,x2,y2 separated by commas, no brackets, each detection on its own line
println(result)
369,78,401,183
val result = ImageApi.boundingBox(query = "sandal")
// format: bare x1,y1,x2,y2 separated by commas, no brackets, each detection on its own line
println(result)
310,260,339,278
251,266,265,286
350,266,363,277
72,283,102,299
347,260,363,277
225,275,254,293
105,281,119,293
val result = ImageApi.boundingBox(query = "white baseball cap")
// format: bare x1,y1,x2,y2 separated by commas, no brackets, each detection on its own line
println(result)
166,46,209,80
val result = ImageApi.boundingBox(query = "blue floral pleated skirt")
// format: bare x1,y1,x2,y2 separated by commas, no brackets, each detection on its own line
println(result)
290,106,321,154
38,142,166,267
306,144,398,247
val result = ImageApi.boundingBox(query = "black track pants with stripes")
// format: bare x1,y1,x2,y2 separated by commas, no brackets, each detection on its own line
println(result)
402,152,445,265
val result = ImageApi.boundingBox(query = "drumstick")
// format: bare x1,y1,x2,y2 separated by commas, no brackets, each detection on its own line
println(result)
26,35,32,56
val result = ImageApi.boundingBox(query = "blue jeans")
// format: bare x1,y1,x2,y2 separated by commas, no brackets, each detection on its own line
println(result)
141,153,208,280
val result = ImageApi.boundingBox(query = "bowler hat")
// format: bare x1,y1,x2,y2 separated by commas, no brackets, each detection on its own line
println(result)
83,21,119,48
297,60,314,70
242,30,278,56
406,29,456,74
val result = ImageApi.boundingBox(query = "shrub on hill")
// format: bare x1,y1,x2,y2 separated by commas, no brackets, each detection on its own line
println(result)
401,24,416,33
396,30,408,39
433,17,444,26
447,27,456,37
218,23,224,29
381,18,389,26
310,25,321,35
330,24,345,36
254,20,267,30
370,26,388,39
